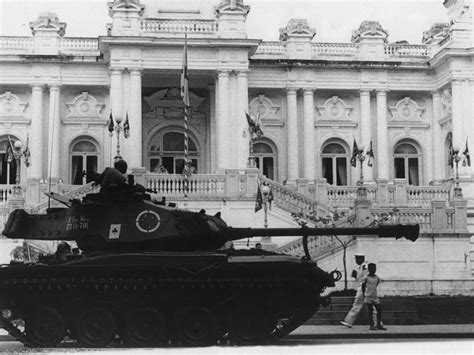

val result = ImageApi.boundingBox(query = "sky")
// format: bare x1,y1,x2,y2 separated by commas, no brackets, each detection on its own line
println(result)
0,0,448,44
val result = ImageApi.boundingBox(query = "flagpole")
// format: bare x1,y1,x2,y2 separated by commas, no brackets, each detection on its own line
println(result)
181,33,190,200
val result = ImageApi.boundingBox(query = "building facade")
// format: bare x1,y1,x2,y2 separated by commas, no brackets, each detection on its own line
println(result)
0,0,473,293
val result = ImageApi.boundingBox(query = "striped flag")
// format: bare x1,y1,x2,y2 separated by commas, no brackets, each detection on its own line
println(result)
123,112,130,138
350,139,359,167
366,140,374,167
462,138,470,167
181,33,190,198
107,112,114,137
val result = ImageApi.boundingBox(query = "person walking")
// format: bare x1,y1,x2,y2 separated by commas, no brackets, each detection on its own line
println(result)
340,253,368,328
362,263,387,330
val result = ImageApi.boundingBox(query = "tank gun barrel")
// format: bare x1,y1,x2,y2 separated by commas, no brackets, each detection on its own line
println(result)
228,224,419,242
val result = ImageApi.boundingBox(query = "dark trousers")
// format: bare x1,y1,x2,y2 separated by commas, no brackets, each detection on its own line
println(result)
366,302,382,326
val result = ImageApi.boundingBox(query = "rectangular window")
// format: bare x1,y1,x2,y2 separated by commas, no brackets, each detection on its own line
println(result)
395,158,405,179
72,156,83,185
408,158,419,185
263,157,274,180
336,157,347,185
162,157,174,174
323,157,333,185
85,156,98,183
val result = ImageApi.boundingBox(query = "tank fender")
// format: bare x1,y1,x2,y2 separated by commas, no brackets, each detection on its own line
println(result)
2,209,30,238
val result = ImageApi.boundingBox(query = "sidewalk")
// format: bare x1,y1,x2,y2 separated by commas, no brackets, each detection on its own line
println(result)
0,325,472,342
291,324,474,339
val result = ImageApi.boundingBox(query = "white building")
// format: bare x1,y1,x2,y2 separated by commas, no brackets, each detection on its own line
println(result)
0,0,473,295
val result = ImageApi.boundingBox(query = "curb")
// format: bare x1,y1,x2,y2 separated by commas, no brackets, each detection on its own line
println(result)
287,332,474,339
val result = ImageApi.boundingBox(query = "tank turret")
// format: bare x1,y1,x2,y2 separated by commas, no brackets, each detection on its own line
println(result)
2,188,419,254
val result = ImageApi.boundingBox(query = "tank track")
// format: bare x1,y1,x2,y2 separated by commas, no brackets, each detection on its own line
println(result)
0,257,327,347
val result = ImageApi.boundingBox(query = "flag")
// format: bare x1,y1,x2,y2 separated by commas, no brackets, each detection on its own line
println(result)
462,139,471,167
366,140,374,167
448,139,454,168
123,112,130,139
107,112,114,137
23,135,30,167
180,33,190,108
255,184,263,212
350,139,359,167
268,188,274,211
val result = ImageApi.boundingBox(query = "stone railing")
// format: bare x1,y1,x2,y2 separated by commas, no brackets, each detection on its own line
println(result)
140,19,218,34
302,179,453,208
0,185,14,205
0,36,33,50
59,37,99,51
312,42,358,57
258,175,334,220
384,44,431,57
254,41,287,55
145,173,226,198
277,214,355,258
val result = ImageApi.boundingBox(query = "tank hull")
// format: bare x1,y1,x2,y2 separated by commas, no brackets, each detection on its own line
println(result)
0,251,334,347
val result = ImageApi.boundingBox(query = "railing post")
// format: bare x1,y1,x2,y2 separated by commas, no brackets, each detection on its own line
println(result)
296,179,308,195
450,198,468,233
315,178,328,205
25,178,41,205
431,200,448,232
245,168,259,198
354,193,372,227
225,169,240,198
376,179,390,205
393,179,408,205
131,167,147,187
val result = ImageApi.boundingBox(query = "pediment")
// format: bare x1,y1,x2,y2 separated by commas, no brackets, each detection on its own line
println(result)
29,12,66,36
215,0,250,16
389,97,424,122
66,92,105,119
108,0,145,16
248,94,280,122
279,19,316,41
0,92,27,118
351,20,389,43
144,88,205,120
316,96,353,122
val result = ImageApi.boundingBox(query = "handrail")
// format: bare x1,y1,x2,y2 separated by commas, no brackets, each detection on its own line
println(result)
258,175,334,219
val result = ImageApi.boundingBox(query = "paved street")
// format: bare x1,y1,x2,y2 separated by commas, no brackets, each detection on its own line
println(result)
0,325,472,354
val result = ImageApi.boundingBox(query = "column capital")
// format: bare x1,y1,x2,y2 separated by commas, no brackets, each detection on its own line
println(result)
48,84,61,92
431,90,441,97
286,88,298,95
359,89,371,96
302,88,314,95
236,70,249,78
129,68,143,76
376,90,388,96
30,84,44,91
109,68,124,75
217,70,231,77
451,79,463,86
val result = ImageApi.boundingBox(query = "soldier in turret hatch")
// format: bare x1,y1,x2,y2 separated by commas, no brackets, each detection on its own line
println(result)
93,159,128,192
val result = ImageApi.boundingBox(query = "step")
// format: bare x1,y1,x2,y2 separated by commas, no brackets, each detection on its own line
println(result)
321,301,416,312
307,317,422,326
315,310,419,320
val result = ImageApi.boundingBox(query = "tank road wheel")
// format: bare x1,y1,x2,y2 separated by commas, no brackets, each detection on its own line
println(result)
229,306,271,345
122,308,167,347
25,305,66,347
174,307,217,346
74,307,117,347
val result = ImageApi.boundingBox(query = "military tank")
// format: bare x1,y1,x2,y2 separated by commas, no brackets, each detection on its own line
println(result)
0,185,419,348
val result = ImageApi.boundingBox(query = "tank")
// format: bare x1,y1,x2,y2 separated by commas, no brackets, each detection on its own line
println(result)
0,187,419,348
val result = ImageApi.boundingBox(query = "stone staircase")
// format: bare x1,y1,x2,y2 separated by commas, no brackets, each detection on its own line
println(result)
307,296,421,325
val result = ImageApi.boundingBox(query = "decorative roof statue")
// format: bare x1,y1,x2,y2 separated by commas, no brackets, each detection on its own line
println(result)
351,20,389,43
279,18,316,41
29,12,66,37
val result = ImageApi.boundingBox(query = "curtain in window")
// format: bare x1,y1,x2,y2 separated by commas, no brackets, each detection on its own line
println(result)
408,158,419,185
336,157,347,185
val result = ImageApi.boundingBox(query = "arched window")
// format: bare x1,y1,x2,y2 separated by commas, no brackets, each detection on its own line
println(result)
148,131,199,174
321,142,348,186
0,137,18,185
394,141,420,185
70,139,99,185
253,141,276,180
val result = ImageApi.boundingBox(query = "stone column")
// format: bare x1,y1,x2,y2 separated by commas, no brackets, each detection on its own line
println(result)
216,71,230,171
376,90,389,180
237,71,249,170
110,69,123,161
209,85,216,173
129,69,143,168
303,89,315,181
286,88,299,183
451,80,464,150
48,85,61,179
431,91,444,181
360,90,373,182
30,84,44,179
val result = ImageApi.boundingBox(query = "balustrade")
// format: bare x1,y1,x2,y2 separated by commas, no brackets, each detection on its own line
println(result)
384,44,430,57
312,42,358,57
59,37,99,51
254,41,286,56
0,36,33,50
146,174,225,198
140,19,218,34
